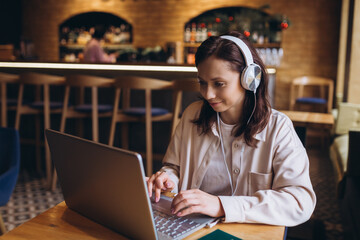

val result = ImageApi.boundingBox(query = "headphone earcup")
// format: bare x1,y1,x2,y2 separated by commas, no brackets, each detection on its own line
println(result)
241,64,262,92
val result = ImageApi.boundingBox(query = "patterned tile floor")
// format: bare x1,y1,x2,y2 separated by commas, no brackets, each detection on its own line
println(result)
0,176,63,232
0,143,344,239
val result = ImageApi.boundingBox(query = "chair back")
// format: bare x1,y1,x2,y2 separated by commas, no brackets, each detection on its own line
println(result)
65,75,114,87
171,78,200,135
290,76,334,113
0,127,20,206
114,76,173,90
0,72,19,84
19,72,65,85
113,76,172,113
335,102,360,135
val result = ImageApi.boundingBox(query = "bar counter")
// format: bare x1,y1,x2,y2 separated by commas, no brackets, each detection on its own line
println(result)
0,61,276,80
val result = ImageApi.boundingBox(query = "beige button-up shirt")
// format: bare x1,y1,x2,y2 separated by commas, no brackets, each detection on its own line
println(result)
161,101,316,226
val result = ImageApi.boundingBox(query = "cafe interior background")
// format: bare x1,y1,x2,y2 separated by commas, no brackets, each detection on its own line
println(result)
0,0,360,239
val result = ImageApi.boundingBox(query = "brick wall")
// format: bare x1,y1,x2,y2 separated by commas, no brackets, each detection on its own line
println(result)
22,0,341,109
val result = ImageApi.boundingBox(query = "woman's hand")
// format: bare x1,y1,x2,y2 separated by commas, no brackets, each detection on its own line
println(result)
171,189,225,218
146,171,175,202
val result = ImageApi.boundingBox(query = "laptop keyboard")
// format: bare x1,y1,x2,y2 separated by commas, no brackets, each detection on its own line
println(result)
153,209,201,239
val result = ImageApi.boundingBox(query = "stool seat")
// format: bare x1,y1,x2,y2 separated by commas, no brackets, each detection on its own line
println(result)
123,107,169,116
74,104,113,113
29,101,63,110
1,98,18,106
296,97,327,105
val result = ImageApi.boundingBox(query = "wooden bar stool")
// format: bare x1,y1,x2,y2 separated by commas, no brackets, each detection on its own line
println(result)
171,78,200,136
0,72,19,127
15,72,65,187
51,74,114,190
109,76,173,176
59,74,115,142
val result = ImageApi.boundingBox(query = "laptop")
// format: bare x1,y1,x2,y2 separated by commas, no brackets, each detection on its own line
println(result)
45,129,216,240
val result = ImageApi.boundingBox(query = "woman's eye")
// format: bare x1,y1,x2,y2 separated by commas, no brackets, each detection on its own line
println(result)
198,80,206,86
215,82,225,87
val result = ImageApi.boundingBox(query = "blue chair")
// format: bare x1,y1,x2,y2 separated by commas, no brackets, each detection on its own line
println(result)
289,76,334,113
0,127,20,235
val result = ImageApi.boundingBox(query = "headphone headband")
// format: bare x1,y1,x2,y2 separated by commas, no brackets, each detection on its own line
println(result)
220,35,254,66
220,35,261,92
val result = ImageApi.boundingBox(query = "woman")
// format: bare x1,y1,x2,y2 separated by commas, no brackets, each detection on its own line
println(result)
147,31,316,226
83,26,118,63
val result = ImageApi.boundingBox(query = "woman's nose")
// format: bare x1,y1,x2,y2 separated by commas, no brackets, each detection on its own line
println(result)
203,86,216,100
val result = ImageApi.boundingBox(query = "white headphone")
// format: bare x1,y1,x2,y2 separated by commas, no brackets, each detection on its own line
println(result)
220,35,262,93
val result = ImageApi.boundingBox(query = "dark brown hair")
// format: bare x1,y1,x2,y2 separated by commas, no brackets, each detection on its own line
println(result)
193,31,271,147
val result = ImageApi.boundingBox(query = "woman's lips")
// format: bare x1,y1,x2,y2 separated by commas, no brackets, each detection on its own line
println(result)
209,102,221,107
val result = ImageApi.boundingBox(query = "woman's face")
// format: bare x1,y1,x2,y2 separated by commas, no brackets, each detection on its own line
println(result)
197,55,246,124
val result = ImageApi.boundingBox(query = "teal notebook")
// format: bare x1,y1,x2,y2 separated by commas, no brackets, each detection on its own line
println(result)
198,229,243,240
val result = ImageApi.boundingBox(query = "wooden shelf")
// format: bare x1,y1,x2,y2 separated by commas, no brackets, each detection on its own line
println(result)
183,42,202,48
253,43,281,48
59,43,134,50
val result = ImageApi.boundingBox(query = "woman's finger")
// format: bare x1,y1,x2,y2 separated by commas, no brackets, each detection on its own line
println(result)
171,192,200,214
176,204,202,217
153,171,169,202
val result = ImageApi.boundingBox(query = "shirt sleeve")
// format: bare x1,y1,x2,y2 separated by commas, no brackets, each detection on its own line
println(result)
219,118,316,227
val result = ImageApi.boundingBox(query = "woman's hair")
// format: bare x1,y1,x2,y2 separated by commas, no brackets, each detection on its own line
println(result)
93,25,106,40
193,31,271,147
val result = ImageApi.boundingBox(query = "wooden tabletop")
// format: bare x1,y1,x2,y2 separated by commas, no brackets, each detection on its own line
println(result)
280,110,334,129
0,202,285,240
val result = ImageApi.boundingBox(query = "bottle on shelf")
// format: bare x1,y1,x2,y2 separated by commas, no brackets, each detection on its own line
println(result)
185,47,196,65
184,24,191,43
207,24,213,37
196,23,202,43
200,23,207,42
190,23,196,43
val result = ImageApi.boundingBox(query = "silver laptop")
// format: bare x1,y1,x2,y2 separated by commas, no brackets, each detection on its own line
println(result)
45,129,216,240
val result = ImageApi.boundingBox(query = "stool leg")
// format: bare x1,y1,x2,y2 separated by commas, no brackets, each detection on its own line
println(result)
0,213,6,235
15,84,24,130
35,114,41,175
60,86,70,133
51,86,69,191
1,83,7,127
43,84,52,189
109,88,120,146
51,170,58,191
145,89,153,176
91,87,99,142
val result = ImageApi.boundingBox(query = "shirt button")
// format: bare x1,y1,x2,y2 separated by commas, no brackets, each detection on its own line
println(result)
234,169,240,174
234,143,239,148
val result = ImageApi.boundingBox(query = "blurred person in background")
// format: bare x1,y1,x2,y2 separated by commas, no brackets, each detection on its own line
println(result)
83,25,118,63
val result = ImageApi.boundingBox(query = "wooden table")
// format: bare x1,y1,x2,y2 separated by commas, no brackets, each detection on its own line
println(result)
280,110,334,146
0,202,285,240
280,110,334,129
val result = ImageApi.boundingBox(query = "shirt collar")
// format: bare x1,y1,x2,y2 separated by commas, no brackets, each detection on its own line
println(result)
211,121,267,142
254,126,267,142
